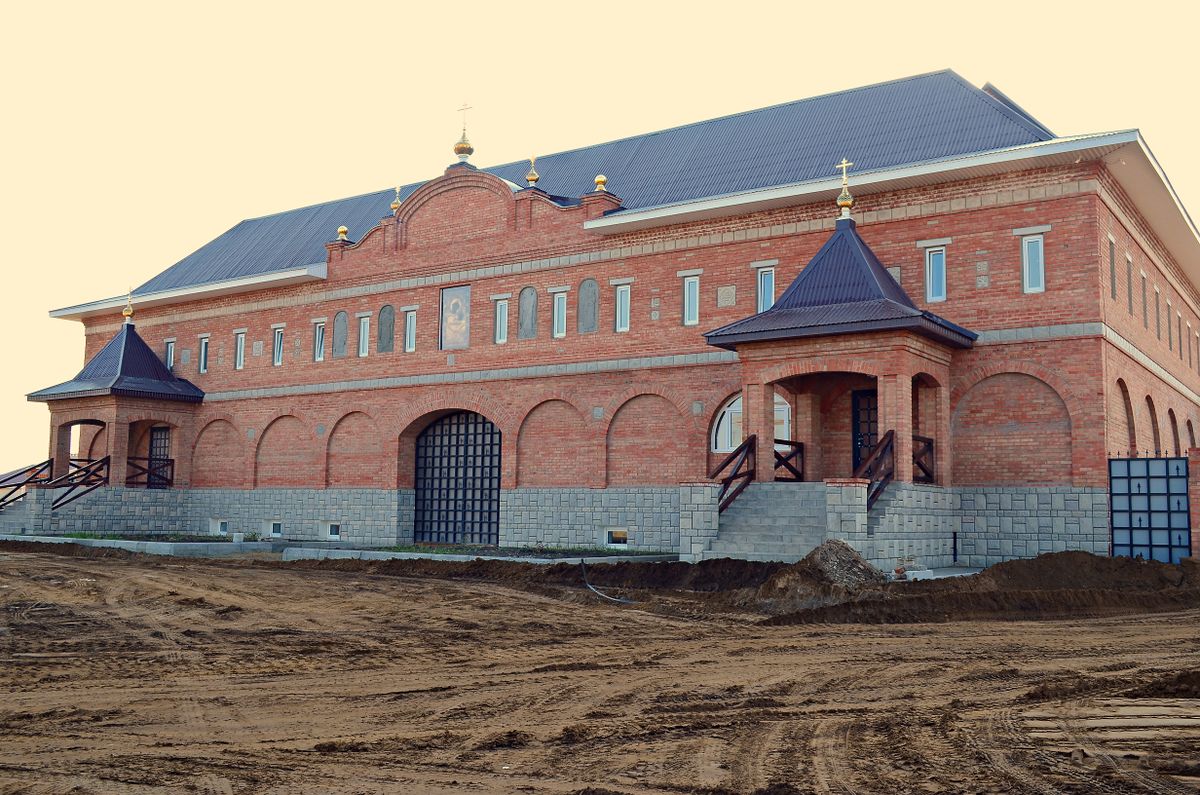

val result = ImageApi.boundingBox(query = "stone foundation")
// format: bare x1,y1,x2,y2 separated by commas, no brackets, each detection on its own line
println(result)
499,487,682,551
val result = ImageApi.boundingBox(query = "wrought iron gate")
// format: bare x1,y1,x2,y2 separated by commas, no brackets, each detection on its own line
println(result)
414,411,501,545
1109,456,1191,564
851,389,879,471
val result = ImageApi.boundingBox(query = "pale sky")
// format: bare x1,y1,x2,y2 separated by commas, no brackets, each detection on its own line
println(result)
2,0,1198,470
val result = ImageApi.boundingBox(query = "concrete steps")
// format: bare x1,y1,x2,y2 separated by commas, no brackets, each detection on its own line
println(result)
701,482,828,562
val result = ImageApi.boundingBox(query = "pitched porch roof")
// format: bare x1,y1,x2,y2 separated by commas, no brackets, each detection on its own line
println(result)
27,322,204,404
704,217,977,350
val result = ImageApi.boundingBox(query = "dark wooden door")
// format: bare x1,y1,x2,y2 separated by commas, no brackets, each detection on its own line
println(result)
148,427,171,489
414,411,501,545
851,390,879,472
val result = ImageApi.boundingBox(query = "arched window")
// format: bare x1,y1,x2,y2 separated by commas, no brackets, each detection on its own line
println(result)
1188,419,1196,449
710,393,791,453
377,305,395,353
332,311,349,358
518,287,538,339
577,278,599,334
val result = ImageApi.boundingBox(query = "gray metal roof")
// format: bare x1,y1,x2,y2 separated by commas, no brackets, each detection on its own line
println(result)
705,218,976,350
135,70,1053,297
28,322,204,403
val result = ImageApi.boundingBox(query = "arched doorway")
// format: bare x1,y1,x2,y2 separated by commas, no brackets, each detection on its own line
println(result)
414,411,501,545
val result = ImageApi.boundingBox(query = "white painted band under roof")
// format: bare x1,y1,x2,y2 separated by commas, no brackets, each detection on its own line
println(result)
50,262,328,321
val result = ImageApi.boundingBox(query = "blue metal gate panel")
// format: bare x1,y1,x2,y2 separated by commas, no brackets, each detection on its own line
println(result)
1109,457,1191,563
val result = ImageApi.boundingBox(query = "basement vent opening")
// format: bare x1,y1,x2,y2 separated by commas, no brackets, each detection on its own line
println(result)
606,529,629,547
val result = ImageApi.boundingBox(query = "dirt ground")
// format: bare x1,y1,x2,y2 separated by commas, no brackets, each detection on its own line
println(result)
2,545,1199,794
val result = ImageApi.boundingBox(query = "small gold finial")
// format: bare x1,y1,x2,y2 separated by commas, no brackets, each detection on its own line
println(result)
525,156,539,186
390,186,402,212
594,174,607,192
835,158,855,218
453,102,474,162
122,289,134,322
337,225,349,241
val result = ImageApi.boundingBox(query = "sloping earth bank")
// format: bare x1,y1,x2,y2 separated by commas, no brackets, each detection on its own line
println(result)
2,541,1200,794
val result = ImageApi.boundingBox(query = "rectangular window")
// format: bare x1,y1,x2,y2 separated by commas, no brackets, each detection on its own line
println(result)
1127,255,1134,314
682,275,700,325
1190,324,1194,368
1109,240,1117,300
615,284,631,333
552,292,567,338
1021,235,1045,294
1168,302,1174,350
925,247,947,302
357,315,370,357
756,267,775,313
313,322,326,362
327,522,340,540
1179,315,1184,360
164,340,175,370
1142,275,1148,328
270,521,282,538
404,310,416,353
1155,289,1161,339
494,299,508,344
198,337,209,374
440,285,471,350
273,328,284,366
234,332,246,370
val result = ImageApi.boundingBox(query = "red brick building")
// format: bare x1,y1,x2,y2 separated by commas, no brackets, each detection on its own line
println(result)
7,71,1198,566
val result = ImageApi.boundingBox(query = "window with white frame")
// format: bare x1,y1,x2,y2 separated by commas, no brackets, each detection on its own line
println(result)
1021,234,1045,293
357,315,370,357
234,331,246,370
313,321,326,362
327,522,341,539
494,298,508,344
404,310,416,353
270,520,282,538
198,336,210,374
925,247,946,302
164,340,175,370
682,275,700,325
552,292,567,338
710,393,792,453
756,266,775,313
273,327,284,366
615,284,631,333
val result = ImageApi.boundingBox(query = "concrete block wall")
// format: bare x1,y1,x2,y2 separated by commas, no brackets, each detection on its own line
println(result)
499,487,681,551
862,483,961,570
957,486,1109,566
679,482,720,563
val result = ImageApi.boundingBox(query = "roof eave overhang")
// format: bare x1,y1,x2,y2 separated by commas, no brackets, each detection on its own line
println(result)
49,262,329,322
705,316,975,350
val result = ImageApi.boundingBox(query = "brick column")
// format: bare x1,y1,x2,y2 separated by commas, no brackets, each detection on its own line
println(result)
107,420,131,488
878,374,913,482
796,392,822,481
743,382,775,482
935,383,951,486
49,422,72,479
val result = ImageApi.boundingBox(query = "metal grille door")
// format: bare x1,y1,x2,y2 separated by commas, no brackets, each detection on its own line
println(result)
414,412,501,545
1110,456,1191,564
147,427,171,489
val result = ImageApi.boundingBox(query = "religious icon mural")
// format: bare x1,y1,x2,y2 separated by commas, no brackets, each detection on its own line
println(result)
440,285,471,350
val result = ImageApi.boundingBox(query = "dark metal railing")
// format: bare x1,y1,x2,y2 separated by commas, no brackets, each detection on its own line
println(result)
45,456,110,510
0,459,53,510
127,457,174,489
709,434,756,513
773,439,804,482
853,429,895,509
913,435,935,484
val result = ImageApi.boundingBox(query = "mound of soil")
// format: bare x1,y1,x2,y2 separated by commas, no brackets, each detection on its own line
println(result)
754,540,886,614
764,552,1200,625
0,540,136,559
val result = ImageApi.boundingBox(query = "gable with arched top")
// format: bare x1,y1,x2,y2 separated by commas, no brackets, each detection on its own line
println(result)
395,391,517,489
397,170,517,249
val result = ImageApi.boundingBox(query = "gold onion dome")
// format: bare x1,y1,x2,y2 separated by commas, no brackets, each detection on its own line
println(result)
525,157,539,186
453,128,474,161
834,158,855,217
594,174,607,192
122,290,134,321
390,186,402,212
337,225,349,241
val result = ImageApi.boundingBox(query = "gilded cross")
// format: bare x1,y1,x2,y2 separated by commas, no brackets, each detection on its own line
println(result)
457,102,472,128
835,158,854,183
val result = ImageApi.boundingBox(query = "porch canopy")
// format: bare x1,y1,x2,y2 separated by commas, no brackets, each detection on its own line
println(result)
28,319,202,484
705,216,976,485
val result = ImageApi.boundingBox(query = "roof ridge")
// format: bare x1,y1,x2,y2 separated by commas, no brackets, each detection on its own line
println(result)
946,71,1054,141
